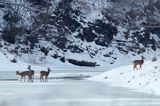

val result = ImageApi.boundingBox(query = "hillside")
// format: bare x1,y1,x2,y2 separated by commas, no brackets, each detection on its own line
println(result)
0,0,160,68
89,61,160,95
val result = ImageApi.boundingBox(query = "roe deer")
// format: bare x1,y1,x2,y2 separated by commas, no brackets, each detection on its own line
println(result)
27,65,34,82
16,71,32,82
133,56,145,70
40,68,51,82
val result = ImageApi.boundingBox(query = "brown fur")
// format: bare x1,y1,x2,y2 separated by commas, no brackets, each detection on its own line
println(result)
16,71,32,82
133,56,145,70
27,65,34,82
40,68,51,82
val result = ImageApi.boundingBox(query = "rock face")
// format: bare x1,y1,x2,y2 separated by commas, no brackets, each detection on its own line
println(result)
0,0,159,67
67,59,97,67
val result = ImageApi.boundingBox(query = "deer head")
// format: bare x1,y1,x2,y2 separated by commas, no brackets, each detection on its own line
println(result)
28,65,31,70
16,71,19,75
141,55,145,60
47,68,52,72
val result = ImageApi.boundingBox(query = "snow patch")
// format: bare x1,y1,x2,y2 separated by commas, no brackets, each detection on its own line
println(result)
89,61,160,95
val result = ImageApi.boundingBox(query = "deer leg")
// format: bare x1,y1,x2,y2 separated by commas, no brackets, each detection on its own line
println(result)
27,78,29,82
41,75,44,82
47,76,48,82
31,75,33,82
31,75,34,82
28,76,31,82
45,76,48,82
41,76,44,82
43,76,45,82
30,76,33,82
27,78,30,82
40,75,42,82
27,76,30,82
24,76,26,82
31,77,33,82
139,65,142,70
20,76,22,82
133,65,137,70
134,65,138,70
21,76,24,82
133,66,135,70
29,75,32,82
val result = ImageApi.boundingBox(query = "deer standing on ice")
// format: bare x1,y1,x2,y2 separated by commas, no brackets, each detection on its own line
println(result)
40,68,51,82
133,56,145,70
27,65,34,82
16,71,32,82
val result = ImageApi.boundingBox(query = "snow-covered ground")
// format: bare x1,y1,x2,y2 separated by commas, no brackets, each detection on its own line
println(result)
1,50,160,105
0,79,160,106
89,60,160,95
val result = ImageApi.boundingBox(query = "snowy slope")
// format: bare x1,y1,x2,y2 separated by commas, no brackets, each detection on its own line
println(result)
89,60,160,95
0,50,109,73
0,52,46,71
0,0,160,69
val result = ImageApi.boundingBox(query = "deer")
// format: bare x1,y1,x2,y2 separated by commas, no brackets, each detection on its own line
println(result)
152,56,157,62
40,68,52,82
133,56,145,70
27,65,34,82
16,71,32,82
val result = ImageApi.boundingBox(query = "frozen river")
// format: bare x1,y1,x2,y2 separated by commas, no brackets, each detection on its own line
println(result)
0,71,160,106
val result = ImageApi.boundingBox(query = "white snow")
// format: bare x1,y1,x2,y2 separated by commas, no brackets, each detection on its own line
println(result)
0,51,47,71
89,60,160,95
1,79,159,106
